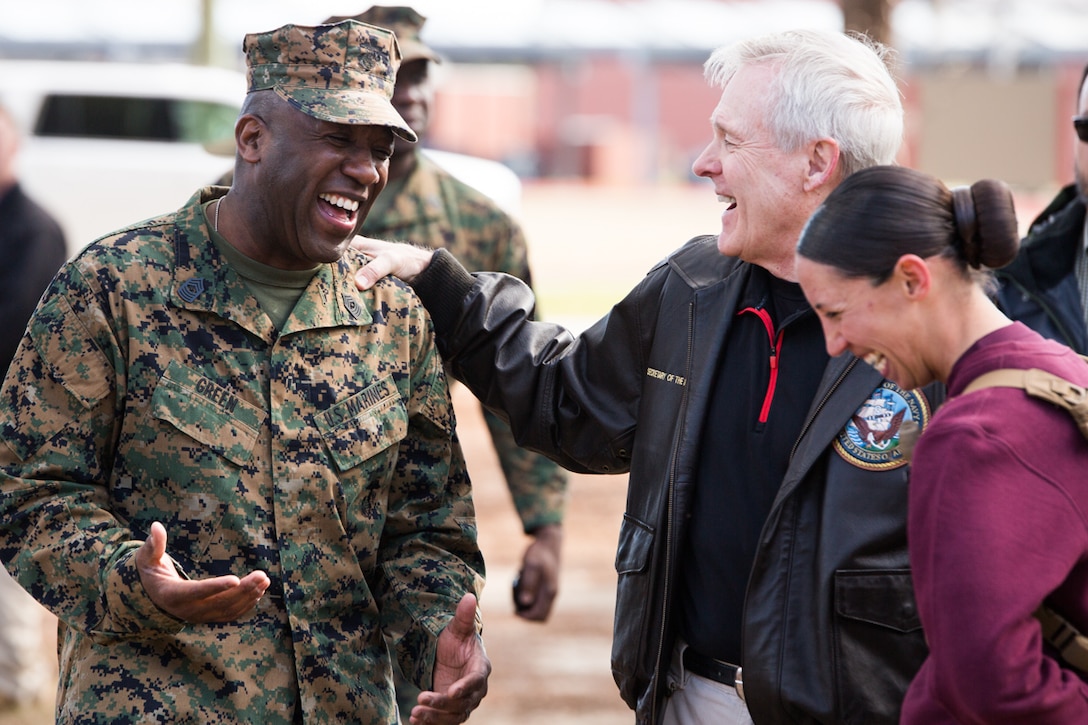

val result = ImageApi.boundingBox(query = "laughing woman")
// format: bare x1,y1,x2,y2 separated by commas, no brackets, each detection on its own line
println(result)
795,165,1088,723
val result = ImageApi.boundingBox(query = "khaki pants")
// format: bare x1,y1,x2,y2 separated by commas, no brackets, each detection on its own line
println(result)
662,640,753,725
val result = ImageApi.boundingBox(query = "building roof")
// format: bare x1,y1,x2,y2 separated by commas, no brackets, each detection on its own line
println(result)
3,0,1086,67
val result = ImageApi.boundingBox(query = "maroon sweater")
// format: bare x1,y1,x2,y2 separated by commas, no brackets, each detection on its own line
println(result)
902,322,1088,723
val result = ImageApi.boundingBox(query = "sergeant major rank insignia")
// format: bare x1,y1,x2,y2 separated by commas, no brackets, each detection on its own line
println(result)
834,381,929,470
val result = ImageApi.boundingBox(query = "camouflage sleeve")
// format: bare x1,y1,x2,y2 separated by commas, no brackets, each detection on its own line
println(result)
482,408,567,532
0,264,184,641
492,216,534,290
373,289,485,689
474,211,570,527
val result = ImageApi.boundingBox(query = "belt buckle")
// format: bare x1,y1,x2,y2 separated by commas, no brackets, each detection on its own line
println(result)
734,665,744,702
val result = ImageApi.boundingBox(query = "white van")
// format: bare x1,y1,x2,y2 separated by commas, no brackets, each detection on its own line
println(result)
423,147,523,217
0,59,244,255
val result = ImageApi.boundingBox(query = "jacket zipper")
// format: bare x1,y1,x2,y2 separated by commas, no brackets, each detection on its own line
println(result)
650,300,695,723
736,357,856,709
739,306,784,424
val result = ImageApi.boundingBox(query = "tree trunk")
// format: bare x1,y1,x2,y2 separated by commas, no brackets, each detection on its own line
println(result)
841,0,894,47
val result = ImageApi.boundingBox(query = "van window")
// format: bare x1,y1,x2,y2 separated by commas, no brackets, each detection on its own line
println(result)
34,94,237,145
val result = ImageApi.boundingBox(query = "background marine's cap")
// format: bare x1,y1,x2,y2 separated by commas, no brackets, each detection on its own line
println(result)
243,20,418,142
324,6,443,64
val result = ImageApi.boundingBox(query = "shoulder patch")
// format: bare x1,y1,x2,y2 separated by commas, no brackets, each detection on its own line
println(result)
834,381,930,471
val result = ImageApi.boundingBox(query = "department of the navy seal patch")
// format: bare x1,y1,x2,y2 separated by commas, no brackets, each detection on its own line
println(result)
834,381,930,470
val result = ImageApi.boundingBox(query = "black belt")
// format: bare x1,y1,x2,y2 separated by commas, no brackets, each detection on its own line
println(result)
683,648,745,701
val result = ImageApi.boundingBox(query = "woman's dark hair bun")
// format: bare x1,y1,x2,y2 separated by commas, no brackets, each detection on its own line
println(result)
965,179,1019,270
951,186,979,267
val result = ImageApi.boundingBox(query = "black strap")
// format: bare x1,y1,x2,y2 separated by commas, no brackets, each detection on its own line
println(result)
683,648,739,686
1036,604,1088,674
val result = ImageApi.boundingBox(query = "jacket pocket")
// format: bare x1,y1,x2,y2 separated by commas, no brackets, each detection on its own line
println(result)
612,513,656,709
615,513,654,575
832,568,927,725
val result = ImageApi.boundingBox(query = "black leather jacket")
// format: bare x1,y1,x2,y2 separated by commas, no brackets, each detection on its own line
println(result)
995,184,1088,354
413,236,943,724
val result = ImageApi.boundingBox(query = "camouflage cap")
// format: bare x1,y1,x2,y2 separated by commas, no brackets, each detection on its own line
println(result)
244,20,418,142
325,6,443,64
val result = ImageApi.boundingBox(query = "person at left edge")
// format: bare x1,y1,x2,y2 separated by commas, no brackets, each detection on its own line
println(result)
0,19,487,725
0,101,67,712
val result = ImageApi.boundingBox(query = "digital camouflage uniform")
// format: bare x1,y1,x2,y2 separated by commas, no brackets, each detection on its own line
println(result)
362,153,568,532
0,186,484,724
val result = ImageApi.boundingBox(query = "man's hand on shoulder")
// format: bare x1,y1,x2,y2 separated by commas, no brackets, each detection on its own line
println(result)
352,236,436,290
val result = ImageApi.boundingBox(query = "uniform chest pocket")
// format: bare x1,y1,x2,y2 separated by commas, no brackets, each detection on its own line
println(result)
313,374,408,472
150,360,264,466
124,362,266,570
